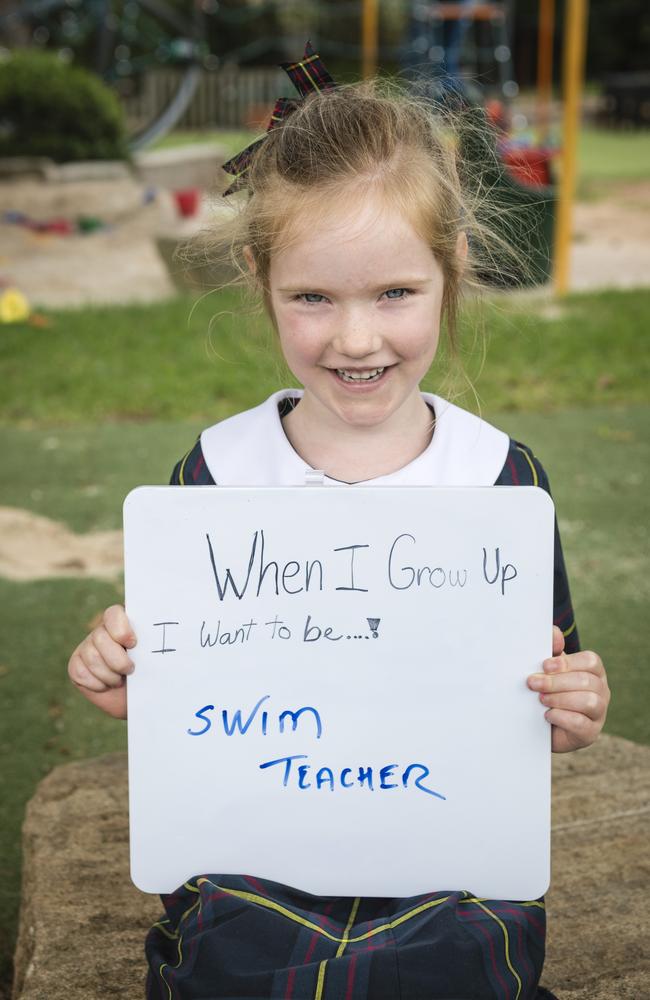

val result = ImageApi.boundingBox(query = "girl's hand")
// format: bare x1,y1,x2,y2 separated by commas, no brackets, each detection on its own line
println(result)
67,604,135,720
527,626,610,753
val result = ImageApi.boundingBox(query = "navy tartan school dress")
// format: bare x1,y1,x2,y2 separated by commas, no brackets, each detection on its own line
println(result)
145,391,576,1000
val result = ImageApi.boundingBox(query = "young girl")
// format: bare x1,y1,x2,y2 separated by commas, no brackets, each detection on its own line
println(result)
68,45,610,1000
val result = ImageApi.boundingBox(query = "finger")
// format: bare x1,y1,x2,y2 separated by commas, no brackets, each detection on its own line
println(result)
550,649,604,676
528,668,605,695
544,707,600,752
543,649,605,679
103,604,137,648
78,639,128,689
552,625,565,657
538,689,607,721
68,651,111,692
92,626,135,675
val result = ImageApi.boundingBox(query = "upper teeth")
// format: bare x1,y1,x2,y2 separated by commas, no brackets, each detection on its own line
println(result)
337,368,384,381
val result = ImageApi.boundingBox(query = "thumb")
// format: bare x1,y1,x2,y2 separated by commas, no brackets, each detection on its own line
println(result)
103,604,137,648
552,625,565,657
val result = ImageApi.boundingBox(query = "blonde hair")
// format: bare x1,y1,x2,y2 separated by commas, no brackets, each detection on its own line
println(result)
190,79,521,353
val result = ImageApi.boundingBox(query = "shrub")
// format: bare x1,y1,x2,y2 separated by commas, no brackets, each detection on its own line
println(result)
0,49,128,162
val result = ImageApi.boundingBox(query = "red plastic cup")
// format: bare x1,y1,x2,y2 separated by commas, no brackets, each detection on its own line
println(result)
173,188,200,217
501,148,554,188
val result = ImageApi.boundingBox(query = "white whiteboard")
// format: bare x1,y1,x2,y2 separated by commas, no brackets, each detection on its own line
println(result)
123,485,554,900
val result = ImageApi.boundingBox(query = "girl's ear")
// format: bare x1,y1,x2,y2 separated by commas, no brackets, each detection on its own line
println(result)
243,245,256,275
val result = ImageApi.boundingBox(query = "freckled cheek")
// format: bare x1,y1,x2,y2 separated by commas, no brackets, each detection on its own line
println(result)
395,322,441,363
277,315,331,367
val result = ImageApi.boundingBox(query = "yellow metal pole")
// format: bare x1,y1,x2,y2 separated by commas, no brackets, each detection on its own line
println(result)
362,0,379,79
536,0,555,145
553,0,589,296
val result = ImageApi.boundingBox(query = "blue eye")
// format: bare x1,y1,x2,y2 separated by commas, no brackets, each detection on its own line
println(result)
384,288,410,300
299,293,327,304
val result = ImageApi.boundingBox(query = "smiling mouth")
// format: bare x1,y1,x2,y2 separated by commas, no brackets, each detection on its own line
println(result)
335,367,386,383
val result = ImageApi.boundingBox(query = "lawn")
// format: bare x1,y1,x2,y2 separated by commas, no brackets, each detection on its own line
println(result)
152,127,258,159
1,286,649,989
577,126,650,185
2,289,649,427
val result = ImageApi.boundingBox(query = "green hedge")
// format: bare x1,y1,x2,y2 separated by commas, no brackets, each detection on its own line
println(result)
0,49,128,162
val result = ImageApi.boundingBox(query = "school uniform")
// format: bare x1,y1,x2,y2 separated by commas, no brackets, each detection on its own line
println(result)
145,390,575,1000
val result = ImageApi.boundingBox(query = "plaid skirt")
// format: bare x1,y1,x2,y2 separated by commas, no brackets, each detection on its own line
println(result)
145,875,557,1000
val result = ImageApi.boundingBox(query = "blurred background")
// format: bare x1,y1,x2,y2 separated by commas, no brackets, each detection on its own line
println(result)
0,1,649,996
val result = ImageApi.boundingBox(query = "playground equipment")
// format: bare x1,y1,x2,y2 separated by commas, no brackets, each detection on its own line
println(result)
397,0,591,292
553,0,589,296
401,1,517,106
0,0,207,150
396,2,556,286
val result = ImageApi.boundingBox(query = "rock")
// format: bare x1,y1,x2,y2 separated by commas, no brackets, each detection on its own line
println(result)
44,162,133,184
12,735,650,999
13,754,160,1000
0,158,133,184
0,159,54,181
133,144,227,194
0,175,168,226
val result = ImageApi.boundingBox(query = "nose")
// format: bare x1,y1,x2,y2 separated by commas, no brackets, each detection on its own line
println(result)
332,307,382,359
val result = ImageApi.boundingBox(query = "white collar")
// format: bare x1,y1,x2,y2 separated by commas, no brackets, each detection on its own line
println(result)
200,389,509,487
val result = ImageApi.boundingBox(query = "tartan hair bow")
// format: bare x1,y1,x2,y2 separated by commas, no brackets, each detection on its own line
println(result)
221,41,337,196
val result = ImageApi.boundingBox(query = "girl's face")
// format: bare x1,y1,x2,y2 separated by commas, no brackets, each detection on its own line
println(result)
267,191,446,433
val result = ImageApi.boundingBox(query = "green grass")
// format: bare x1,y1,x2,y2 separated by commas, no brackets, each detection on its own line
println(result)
439,289,650,412
572,126,650,201
494,406,650,749
2,289,649,426
578,126,650,184
0,290,280,426
0,420,203,532
151,127,257,158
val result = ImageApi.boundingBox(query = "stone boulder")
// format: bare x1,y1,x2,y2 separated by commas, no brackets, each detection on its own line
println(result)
133,144,227,195
13,754,160,1000
12,735,650,999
